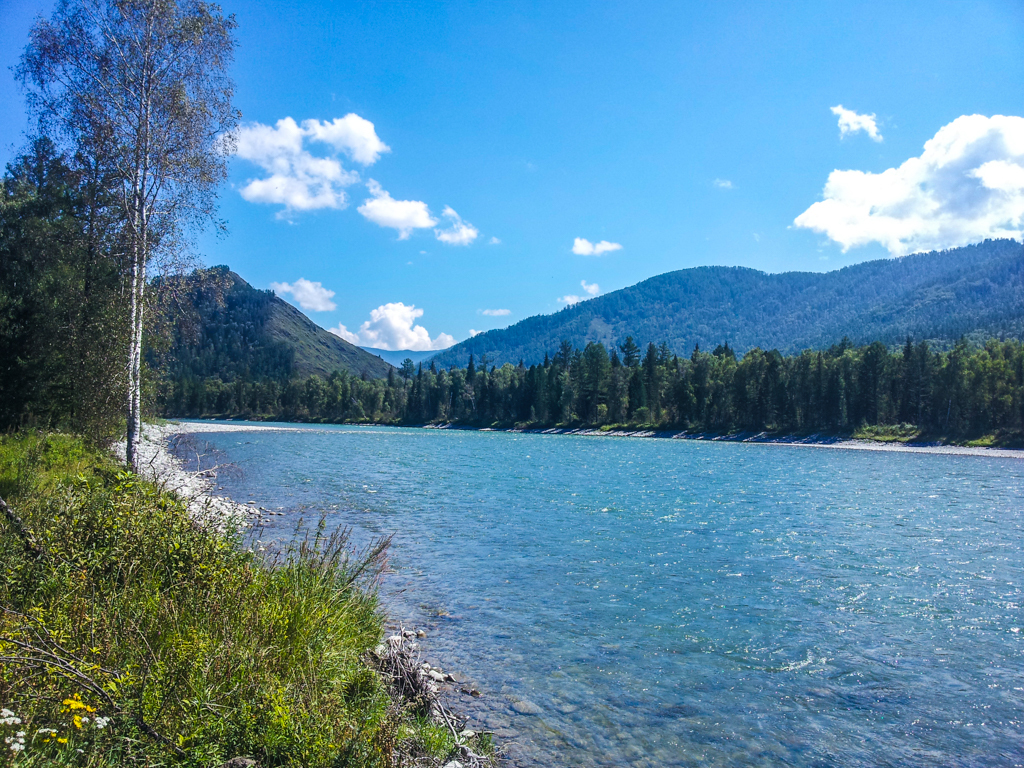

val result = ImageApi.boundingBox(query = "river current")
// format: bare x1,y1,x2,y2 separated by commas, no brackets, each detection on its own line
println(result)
188,423,1024,767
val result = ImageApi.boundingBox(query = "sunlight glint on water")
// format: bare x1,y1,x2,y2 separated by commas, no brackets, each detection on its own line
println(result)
192,423,1024,768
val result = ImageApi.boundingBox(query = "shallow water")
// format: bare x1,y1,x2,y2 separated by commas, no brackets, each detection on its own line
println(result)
189,422,1024,767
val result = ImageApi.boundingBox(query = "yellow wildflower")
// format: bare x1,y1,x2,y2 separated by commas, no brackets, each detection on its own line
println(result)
72,715,83,729
57,737,68,744
61,694,96,714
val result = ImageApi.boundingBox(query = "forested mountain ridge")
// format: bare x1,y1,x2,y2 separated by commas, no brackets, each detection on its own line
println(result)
148,267,391,396
430,239,1024,368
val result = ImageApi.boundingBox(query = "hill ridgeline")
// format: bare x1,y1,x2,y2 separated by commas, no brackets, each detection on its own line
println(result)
429,239,1024,368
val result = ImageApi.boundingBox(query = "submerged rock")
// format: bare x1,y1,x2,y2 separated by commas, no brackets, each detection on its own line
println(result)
511,699,542,715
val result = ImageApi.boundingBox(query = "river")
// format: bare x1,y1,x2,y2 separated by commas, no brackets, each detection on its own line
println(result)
184,422,1024,767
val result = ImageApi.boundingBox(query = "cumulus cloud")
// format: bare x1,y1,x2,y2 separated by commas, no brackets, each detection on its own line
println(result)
236,118,359,216
269,278,337,312
469,329,483,337
434,206,479,245
572,237,622,256
488,236,501,245
235,115,389,217
830,105,883,142
329,302,455,351
480,308,511,316
358,180,437,239
559,280,600,305
795,114,1024,255
713,178,734,189
302,114,391,165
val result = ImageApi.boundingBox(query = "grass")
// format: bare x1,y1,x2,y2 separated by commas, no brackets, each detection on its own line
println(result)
851,424,1024,448
851,423,925,443
964,431,1024,449
0,433,466,767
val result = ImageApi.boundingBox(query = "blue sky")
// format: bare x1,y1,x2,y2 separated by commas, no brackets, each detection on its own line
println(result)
3,0,1024,349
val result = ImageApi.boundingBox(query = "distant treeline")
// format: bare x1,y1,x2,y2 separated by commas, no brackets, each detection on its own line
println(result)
158,336,1024,439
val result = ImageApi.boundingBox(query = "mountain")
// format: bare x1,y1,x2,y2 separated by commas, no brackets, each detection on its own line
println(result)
150,267,392,383
359,347,447,367
430,239,1024,368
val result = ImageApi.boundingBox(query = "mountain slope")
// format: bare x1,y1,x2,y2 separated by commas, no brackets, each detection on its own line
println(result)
430,240,1024,368
266,293,392,378
151,267,392,383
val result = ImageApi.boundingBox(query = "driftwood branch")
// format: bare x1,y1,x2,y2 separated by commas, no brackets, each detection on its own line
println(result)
369,630,495,767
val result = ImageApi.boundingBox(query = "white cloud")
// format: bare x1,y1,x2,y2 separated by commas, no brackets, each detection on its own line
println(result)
572,237,623,256
235,115,388,217
558,295,585,305
713,178,734,189
488,236,501,245
302,114,390,165
830,105,883,142
480,308,511,316
795,114,1024,255
236,118,360,216
581,279,600,296
269,278,337,312
469,329,483,337
358,180,437,239
434,206,479,245
328,302,454,351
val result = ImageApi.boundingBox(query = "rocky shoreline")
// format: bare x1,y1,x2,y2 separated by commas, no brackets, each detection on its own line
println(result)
122,423,262,525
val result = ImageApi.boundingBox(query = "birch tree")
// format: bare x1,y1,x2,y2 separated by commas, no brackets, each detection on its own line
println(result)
19,0,238,470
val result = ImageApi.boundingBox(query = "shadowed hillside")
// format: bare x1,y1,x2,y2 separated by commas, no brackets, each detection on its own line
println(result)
149,267,391,389
429,240,1024,367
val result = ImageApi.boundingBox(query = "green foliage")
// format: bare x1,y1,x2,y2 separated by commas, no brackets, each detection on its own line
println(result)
851,424,924,443
0,433,454,767
0,139,128,440
430,239,1024,369
159,336,1024,443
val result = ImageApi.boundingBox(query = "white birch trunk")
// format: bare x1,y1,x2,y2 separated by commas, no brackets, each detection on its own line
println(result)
125,213,145,471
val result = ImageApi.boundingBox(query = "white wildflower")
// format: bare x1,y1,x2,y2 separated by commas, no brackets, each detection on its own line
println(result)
35,727,57,736
15,732,24,738
0,715,21,726
92,717,110,729
9,742,24,753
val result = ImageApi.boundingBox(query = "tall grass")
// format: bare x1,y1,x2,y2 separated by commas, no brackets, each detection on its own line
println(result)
0,433,452,767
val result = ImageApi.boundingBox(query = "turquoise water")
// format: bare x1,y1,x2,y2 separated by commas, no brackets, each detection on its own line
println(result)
188,423,1024,767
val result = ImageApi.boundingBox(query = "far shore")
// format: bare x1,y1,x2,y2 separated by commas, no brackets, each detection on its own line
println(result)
158,418,1024,460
